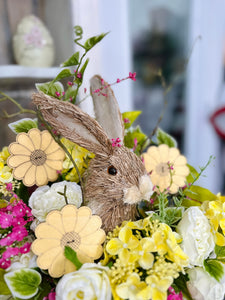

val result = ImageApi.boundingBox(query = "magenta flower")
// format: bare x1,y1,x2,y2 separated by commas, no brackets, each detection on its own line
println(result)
0,233,15,246
0,257,11,269
129,72,137,81
167,287,183,300
43,289,56,300
12,217,27,227
3,246,20,259
20,242,32,254
0,212,13,228
11,226,28,241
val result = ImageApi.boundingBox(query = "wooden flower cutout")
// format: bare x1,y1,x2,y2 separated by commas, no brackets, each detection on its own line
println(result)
32,205,106,278
7,128,65,186
143,144,189,194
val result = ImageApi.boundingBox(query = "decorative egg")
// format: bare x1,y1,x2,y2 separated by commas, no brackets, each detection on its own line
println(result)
13,15,55,67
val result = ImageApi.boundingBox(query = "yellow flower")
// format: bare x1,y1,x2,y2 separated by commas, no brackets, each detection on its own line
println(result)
145,275,173,300
32,205,106,278
204,196,225,246
133,237,156,269
143,144,189,193
7,128,65,186
152,223,189,267
106,227,139,263
116,273,151,300
0,146,10,163
0,166,13,183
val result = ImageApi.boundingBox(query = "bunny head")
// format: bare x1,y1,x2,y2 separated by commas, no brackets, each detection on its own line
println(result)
32,75,153,232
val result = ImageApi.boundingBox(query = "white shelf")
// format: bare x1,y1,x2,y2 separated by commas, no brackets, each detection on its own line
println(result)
0,65,61,79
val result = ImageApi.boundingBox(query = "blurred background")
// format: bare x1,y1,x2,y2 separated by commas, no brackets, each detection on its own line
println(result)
0,0,225,193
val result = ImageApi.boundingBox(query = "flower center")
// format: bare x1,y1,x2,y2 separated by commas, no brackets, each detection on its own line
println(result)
61,231,81,250
155,163,169,176
30,149,47,166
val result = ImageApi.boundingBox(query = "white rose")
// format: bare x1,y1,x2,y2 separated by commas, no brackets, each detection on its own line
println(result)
56,263,112,300
28,181,82,222
187,267,225,300
6,251,37,272
176,206,215,266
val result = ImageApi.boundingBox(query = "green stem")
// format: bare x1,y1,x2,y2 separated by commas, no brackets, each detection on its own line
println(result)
72,51,87,104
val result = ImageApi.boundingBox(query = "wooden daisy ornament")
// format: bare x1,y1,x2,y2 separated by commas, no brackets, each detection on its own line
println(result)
143,144,189,194
7,128,65,186
32,205,106,278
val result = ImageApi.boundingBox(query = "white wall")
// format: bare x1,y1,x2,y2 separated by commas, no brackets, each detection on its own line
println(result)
185,0,225,193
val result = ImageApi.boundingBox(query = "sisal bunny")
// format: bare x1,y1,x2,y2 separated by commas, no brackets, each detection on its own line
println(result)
32,75,153,232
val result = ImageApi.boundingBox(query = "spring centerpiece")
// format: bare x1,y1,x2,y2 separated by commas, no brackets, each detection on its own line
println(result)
1,26,225,300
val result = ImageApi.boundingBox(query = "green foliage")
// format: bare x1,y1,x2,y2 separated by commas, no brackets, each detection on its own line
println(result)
0,269,10,295
122,111,142,129
64,246,82,270
156,127,177,147
203,259,224,282
124,126,148,154
186,164,199,184
173,274,193,300
52,69,73,83
4,268,42,299
215,245,225,261
184,185,217,206
36,81,64,98
62,51,80,67
8,118,38,133
83,32,109,51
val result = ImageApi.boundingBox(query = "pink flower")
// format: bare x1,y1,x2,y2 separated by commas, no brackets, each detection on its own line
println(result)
101,78,105,85
167,287,183,300
129,72,137,81
0,257,11,269
133,137,138,151
3,246,20,259
11,226,28,241
111,138,122,147
76,73,82,79
117,78,121,83
12,217,27,227
0,212,13,228
6,183,13,191
43,289,56,300
20,242,31,254
67,81,73,86
55,92,61,97
123,118,130,124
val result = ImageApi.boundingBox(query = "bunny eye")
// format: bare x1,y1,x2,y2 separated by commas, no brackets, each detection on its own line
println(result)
107,165,117,175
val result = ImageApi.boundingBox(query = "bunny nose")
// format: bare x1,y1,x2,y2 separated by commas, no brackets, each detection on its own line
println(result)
123,175,154,205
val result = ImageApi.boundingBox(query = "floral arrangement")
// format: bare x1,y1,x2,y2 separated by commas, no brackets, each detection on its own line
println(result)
1,26,225,300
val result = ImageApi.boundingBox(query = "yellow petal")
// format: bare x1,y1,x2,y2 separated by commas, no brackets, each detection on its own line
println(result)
41,131,53,151
48,251,66,278
146,146,160,163
174,165,189,176
158,144,169,162
23,165,36,186
46,210,65,235
13,161,32,179
7,155,30,168
65,258,77,274
78,243,103,259
74,207,92,233
168,147,180,162
45,159,64,170
81,229,106,244
106,238,123,255
172,175,186,187
47,148,65,160
139,252,154,269
61,205,78,232
17,133,35,152
79,216,102,236
215,232,225,246
8,143,31,156
119,227,132,243
36,165,48,186
44,164,58,181
37,246,62,270
76,249,93,263
28,129,41,149
32,238,61,254
173,155,187,166
35,223,63,239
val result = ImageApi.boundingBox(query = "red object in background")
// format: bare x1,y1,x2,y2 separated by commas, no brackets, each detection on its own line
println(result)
210,106,225,139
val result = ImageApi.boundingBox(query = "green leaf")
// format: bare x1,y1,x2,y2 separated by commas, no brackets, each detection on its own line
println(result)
186,164,199,184
62,52,80,67
52,69,73,83
156,127,177,147
173,273,193,300
203,259,224,282
184,185,217,204
64,86,78,103
84,32,108,51
124,126,147,150
122,111,142,129
215,245,225,258
36,81,64,98
0,269,11,295
8,118,38,134
64,246,82,269
4,268,42,299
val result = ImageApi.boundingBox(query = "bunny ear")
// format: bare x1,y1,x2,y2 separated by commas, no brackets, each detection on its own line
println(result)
90,75,125,143
32,92,113,156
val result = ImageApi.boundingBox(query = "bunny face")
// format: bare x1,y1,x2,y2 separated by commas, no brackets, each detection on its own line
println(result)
33,75,154,232
83,146,153,231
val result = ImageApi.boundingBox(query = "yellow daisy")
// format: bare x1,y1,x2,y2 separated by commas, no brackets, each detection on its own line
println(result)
32,205,106,278
7,128,65,186
143,144,189,193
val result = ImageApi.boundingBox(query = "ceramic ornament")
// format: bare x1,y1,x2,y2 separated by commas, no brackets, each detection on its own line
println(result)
13,15,55,67
32,75,154,232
